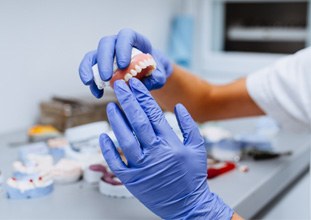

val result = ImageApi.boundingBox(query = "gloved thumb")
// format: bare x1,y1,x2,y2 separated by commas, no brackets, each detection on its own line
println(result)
174,104,204,148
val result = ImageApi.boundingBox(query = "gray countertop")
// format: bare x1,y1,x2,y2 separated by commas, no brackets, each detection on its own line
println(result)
0,117,310,219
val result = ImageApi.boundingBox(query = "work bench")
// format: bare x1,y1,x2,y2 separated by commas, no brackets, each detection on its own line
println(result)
0,117,310,219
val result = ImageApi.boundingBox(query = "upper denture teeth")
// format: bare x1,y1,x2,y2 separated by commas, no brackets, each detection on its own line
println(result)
124,73,132,81
135,65,142,73
130,69,137,76
144,60,149,66
139,61,146,69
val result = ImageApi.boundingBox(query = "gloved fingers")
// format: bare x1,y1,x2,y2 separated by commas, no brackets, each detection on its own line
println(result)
142,67,166,90
106,102,143,165
97,35,117,81
99,133,127,173
79,50,97,85
113,80,157,147
116,28,152,69
129,78,173,136
174,104,205,147
89,81,104,98
151,49,174,77
142,52,167,90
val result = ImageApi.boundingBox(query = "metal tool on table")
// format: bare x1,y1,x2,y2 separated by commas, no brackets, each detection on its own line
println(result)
245,149,292,160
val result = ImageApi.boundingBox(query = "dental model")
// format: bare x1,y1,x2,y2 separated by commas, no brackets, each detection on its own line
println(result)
83,164,106,184
6,175,53,199
19,142,50,164
47,137,68,162
65,122,109,169
51,159,82,184
84,164,133,198
100,169,133,198
200,126,233,143
13,155,82,184
92,48,156,90
13,155,54,178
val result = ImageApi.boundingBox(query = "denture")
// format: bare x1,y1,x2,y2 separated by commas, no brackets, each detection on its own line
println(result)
84,163,133,198
93,48,156,90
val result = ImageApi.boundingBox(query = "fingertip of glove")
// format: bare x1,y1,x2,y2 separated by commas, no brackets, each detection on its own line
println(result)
106,102,117,114
175,104,192,125
90,87,103,99
99,71,112,82
113,79,126,88
175,103,187,114
129,77,143,89
142,74,165,91
79,68,92,85
99,133,109,149
99,133,113,156
99,133,108,142
116,59,130,70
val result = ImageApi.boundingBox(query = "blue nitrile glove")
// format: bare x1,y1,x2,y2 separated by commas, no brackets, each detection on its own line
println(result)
78,28,173,98
99,78,234,219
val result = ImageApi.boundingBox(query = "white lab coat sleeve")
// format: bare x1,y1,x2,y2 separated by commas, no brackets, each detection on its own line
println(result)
246,47,311,132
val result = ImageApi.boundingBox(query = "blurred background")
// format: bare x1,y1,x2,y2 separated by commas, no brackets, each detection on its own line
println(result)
0,0,177,134
0,0,310,219
1,0,310,134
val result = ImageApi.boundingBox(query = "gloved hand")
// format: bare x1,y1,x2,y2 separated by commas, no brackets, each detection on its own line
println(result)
79,28,173,98
100,78,234,219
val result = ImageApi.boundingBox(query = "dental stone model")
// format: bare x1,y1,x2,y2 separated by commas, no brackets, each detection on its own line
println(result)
13,155,54,178
51,159,82,184
6,175,53,199
99,168,133,198
83,164,105,184
19,142,50,164
84,164,133,198
64,122,109,169
13,155,82,185
47,137,68,162
92,48,156,90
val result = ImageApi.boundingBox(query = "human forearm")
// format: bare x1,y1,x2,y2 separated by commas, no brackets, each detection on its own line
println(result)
232,212,244,220
152,64,213,121
152,64,264,122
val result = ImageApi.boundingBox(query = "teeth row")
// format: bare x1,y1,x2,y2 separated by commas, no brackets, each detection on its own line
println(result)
124,58,156,82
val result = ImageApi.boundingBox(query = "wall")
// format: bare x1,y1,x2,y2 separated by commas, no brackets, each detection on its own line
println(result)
0,0,178,134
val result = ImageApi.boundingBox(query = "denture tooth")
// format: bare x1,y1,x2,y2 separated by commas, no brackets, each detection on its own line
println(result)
135,65,142,73
145,60,150,66
139,61,146,69
144,60,149,67
130,69,137,76
124,73,133,81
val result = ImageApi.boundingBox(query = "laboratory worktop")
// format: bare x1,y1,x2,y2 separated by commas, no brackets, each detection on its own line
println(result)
0,117,310,220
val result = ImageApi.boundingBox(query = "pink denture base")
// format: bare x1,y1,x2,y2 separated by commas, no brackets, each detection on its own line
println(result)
110,53,156,87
